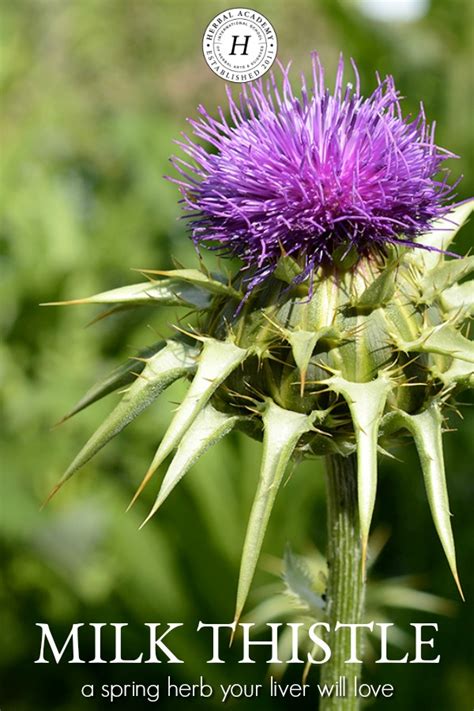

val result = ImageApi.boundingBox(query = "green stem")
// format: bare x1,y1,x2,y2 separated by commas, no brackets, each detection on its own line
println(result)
319,453,365,711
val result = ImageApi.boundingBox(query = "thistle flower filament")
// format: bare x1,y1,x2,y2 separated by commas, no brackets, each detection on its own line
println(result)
171,55,457,291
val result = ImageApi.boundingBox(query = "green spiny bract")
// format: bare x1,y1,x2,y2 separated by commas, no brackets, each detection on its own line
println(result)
47,201,473,619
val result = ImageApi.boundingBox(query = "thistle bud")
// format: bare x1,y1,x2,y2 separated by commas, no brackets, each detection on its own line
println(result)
48,56,473,620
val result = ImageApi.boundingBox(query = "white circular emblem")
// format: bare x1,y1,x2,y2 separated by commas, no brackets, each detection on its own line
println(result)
202,8,277,83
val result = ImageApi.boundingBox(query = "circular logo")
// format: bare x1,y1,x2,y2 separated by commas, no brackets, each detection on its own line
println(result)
202,8,277,83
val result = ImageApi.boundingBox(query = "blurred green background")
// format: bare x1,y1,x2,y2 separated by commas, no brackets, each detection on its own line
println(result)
1,0,473,709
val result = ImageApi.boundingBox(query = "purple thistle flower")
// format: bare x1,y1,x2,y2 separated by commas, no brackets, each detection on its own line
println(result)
170,54,457,291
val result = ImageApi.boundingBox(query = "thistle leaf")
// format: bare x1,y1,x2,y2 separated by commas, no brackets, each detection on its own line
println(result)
413,199,474,271
355,267,396,309
382,403,463,599
283,545,325,615
435,357,474,387
57,341,166,424
441,281,474,315
137,268,242,300
132,339,248,504
234,401,316,623
329,374,392,574
288,331,319,395
141,404,239,524
421,256,474,301
287,328,339,395
397,324,474,363
43,279,211,309
274,255,303,284
46,340,198,502
369,582,454,616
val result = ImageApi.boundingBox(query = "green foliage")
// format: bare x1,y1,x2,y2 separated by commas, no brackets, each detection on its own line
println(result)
49,205,471,622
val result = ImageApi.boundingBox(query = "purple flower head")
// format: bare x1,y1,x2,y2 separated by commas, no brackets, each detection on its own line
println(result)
170,54,457,291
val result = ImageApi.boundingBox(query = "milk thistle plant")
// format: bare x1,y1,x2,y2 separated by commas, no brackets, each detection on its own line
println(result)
48,55,473,709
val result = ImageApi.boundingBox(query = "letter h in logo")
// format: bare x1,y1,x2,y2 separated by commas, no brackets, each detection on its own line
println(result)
229,35,251,56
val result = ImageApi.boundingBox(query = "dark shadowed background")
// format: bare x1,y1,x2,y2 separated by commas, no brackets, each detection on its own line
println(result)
1,0,473,709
